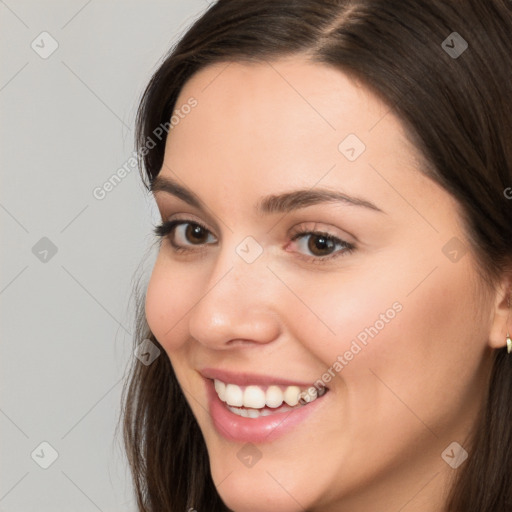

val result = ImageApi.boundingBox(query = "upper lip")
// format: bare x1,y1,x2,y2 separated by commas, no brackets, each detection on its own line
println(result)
199,367,325,388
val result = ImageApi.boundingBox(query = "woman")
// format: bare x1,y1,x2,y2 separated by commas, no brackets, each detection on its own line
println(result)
119,1,512,510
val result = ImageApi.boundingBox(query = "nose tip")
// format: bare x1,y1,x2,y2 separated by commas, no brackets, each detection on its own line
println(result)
187,253,281,350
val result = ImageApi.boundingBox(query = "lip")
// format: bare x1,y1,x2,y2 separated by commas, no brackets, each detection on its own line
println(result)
203,375,329,443
199,367,321,388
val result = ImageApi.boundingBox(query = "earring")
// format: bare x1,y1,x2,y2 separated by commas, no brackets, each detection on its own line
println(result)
507,295,511,354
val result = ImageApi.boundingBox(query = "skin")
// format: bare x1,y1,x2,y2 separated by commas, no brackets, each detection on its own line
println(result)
144,56,512,512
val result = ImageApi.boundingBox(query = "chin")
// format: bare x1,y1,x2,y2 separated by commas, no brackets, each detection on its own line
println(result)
216,479,312,512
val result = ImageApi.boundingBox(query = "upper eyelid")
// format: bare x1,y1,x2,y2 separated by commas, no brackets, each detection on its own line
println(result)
163,213,213,231
166,216,350,240
155,195,366,241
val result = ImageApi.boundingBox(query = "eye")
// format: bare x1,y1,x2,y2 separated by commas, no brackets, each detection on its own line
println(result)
288,228,355,262
153,219,216,252
153,218,356,263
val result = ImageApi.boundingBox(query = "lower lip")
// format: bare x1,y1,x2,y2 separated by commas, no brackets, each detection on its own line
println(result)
205,378,328,443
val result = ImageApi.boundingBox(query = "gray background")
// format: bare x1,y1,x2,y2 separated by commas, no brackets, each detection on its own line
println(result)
0,1,212,510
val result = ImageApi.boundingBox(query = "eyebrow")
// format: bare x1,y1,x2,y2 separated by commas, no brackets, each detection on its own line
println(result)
150,175,385,214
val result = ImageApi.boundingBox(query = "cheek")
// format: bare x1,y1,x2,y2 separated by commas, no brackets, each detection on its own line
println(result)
278,258,408,374
145,257,192,352
289,239,485,403
322,249,488,434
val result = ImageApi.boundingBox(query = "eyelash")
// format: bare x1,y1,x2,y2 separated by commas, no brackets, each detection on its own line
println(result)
153,219,356,264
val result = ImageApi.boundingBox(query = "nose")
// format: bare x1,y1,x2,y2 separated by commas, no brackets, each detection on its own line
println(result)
187,242,281,350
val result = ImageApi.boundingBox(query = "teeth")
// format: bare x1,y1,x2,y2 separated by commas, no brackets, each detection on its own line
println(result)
244,385,266,409
228,404,297,418
266,385,284,408
214,380,226,401
246,408,260,418
298,387,317,404
225,383,244,407
298,385,327,404
284,386,301,407
214,379,326,409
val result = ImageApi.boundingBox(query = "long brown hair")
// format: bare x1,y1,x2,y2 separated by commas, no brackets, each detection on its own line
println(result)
118,1,512,510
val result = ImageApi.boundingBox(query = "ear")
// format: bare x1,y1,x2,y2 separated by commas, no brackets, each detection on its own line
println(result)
487,271,512,350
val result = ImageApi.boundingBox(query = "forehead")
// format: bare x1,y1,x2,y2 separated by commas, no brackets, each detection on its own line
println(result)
168,57,422,174
177,57,392,138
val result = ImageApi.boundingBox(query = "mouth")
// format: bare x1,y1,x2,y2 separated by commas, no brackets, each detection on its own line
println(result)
200,369,330,443
214,379,328,417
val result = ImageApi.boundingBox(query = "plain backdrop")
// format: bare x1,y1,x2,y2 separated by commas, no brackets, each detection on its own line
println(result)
0,1,212,510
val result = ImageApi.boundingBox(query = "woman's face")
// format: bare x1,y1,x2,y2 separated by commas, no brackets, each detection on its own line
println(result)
145,57,496,512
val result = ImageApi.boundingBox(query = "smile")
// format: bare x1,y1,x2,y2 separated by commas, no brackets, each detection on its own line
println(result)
201,369,330,443
214,379,327,417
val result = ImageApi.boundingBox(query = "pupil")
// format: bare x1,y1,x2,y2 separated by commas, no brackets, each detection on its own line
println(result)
309,235,334,256
187,224,207,243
